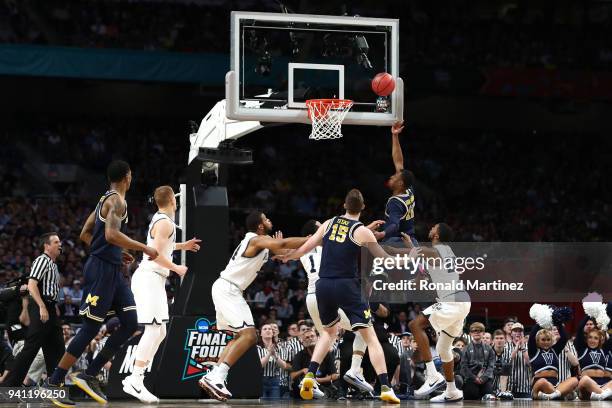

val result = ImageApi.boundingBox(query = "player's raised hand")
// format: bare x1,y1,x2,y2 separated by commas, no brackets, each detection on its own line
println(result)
391,120,404,135
184,237,202,252
121,251,135,265
274,230,283,239
144,246,159,260
401,232,414,248
366,220,385,231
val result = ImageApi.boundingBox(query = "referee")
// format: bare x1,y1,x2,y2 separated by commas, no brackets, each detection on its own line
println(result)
3,232,65,386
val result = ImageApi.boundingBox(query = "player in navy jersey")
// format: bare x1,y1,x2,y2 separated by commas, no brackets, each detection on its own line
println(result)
279,189,419,404
43,160,158,408
528,324,578,400
373,121,417,245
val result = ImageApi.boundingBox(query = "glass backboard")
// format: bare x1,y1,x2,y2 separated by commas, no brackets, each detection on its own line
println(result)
226,11,402,126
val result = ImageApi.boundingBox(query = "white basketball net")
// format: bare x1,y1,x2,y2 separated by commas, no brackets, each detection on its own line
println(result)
306,99,353,140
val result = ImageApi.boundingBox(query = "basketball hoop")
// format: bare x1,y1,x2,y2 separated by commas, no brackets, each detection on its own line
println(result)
306,99,353,140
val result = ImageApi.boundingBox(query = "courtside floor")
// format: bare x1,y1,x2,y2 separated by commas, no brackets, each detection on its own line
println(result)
0,400,606,407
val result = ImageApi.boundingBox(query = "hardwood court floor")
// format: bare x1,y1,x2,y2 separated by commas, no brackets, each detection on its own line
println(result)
2,399,604,407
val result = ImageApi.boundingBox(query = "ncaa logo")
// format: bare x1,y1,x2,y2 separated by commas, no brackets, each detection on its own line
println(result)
182,318,233,380
197,319,209,333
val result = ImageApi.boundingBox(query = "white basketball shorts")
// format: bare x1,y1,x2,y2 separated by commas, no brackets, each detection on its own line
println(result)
131,266,169,325
211,278,254,331
423,301,471,338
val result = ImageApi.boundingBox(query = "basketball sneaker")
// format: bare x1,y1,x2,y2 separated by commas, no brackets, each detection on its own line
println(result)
39,380,75,408
198,371,232,402
414,372,445,397
380,385,400,403
343,369,374,393
69,372,107,404
300,372,317,400
122,373,159,403
431,389,464,402
298,374,325,399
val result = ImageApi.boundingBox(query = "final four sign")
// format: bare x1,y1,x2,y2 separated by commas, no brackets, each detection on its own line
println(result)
182,318,234,380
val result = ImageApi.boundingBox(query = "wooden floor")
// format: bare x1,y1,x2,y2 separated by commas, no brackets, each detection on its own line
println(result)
1,400,603,407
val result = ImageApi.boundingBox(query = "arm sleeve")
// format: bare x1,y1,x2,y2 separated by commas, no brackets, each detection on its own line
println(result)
528,324,539,358
553,324,568,354
28,257,47,281
573,316,588,354
383,199,405,237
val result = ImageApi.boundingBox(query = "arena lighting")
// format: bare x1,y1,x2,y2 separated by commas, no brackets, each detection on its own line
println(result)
354,34,373,70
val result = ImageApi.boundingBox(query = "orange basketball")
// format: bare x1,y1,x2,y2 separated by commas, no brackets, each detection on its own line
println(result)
371,72,395,97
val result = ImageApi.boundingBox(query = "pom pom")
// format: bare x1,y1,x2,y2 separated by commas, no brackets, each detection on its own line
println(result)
583,302,606,319
552,306,573,326
529,303,554,329
596,313,609,332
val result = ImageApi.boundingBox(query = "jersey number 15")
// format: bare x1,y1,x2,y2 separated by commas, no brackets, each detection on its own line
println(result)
328,224,349,243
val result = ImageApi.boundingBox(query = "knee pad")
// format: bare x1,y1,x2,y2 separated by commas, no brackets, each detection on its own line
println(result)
67,319,102,357
436,332,455,363
352,331,367,354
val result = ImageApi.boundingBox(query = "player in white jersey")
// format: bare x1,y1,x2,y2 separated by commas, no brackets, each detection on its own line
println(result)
123,186,201,403
198,211,308,401
300,219,375,394
406,223,471,402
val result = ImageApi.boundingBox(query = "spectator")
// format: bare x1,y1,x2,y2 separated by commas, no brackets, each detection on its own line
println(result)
460,322,495,400
290,329,337,399
68,280,83,303
391,311,409,334
59,294,78,320
502,317,517,344
491,329,512,396
507,322,531,398
257,323,289,399
482,332,492,347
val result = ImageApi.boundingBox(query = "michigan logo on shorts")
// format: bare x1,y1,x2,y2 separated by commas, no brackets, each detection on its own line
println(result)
182,318,234,380
364,309,372,319
85,293,99,307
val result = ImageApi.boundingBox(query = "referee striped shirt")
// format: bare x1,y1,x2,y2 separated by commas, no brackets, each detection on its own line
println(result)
389,334,403,356
492,346,512,392
558,341,577,382
506,341,532,394
279,337,304,388
29,253,60,302
257,345,280,377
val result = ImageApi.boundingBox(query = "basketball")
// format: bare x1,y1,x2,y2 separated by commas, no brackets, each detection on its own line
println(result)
371,72,396,96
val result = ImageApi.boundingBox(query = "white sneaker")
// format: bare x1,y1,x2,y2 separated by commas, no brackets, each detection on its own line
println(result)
343,369,374,393
198,371,232,401
415,372,446,397
600,389,612,400
431,389,463,402
122,374,159,404
380,385,400,404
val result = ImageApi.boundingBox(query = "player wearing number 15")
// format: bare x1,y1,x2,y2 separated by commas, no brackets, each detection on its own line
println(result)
279,189,416,403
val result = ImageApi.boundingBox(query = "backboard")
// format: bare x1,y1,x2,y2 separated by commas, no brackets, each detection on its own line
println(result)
226,11,402,126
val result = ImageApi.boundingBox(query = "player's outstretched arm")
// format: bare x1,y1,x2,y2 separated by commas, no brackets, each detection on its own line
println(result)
103,195,158,259
391,120,405,173
150,219,188,276
175,237,202,252
80,210,96,246
355,226,420,260
275,220,329,262
253,235,309,256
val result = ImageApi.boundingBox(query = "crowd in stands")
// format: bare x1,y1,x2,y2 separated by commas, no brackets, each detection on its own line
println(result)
0,117,610,395
1,0,612,70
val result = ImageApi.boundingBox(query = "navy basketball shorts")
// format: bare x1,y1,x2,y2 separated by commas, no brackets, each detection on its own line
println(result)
79,255,136,322
315,277,371,331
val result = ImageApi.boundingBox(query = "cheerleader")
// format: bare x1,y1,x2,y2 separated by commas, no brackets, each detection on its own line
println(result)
575,316,611,400
528,323,578,400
